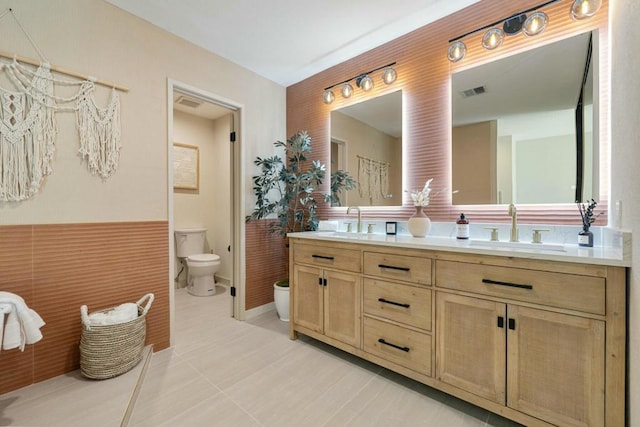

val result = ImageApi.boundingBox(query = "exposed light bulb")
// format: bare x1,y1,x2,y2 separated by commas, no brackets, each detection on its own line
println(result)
482,28,504,50
341,83,353,98
322,89,335,104
571,0,602,20
359,75,374,91
382,67,397,85
447,41,466,62
524,12,548,37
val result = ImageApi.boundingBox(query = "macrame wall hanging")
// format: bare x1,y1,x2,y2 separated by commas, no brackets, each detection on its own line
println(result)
357,155,390,204
0,8,128,202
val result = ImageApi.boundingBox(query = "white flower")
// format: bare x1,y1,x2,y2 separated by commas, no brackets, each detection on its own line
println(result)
408,178,433,206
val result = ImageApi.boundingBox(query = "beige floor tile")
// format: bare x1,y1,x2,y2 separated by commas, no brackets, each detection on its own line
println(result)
156,394,261,427
2,287,523,427
129,376,221,427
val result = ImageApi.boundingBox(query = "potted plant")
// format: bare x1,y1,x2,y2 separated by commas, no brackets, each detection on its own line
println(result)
246,130,355,321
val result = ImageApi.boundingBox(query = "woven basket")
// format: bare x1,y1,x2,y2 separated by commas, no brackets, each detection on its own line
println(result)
79,293,154,380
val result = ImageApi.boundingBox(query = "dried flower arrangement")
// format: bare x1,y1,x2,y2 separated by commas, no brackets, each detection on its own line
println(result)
577,199,604,231
407,178,434,206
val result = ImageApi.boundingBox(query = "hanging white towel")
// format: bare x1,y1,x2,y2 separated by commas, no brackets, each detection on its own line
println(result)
0,291,45,351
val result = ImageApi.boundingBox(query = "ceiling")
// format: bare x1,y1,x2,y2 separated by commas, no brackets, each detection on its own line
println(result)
104,0,479,87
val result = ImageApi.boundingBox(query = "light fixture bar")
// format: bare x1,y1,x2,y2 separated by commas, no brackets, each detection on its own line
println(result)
448,0,560,43
323,62,396,91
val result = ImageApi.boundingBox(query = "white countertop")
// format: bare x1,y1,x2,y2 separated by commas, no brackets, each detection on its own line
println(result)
288,231,630,267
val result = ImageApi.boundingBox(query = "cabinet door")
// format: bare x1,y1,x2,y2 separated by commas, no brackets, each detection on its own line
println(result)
292,264,323,333
324,270,361,347
507,306,605,427
436,292,506,404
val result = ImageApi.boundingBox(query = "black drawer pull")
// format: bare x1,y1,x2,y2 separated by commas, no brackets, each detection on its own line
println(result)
482,278,533,290
378,298,410,309
378,338,410,352
378,264,410,272
312,254,334,261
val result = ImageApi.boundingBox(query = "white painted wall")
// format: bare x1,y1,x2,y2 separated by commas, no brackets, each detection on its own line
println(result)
610,0,640,423
0,0,285,224
173,110,232,284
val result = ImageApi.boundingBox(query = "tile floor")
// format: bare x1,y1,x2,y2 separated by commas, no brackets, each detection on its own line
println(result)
1,286,522,426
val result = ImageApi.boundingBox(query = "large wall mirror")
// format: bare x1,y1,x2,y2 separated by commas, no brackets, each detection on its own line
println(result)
451,31,598,205
330,90,402,206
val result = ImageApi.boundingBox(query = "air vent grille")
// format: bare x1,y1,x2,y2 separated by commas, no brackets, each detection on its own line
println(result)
175,96,202,108
460,86,487,98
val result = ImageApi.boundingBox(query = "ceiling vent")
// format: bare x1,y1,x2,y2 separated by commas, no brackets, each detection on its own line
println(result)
175,95,203,109
460,86,487,98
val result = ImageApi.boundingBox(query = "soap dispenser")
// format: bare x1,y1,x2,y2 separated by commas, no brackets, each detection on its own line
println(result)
456,213,469,240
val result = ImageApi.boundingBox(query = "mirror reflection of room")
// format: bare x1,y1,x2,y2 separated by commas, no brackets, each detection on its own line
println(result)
451,31,597,205
330,90,402,206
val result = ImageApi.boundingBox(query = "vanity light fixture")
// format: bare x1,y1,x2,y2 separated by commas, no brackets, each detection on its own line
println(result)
482,28,504,50
322,89,335,104
341,82,354,98
571,0,602,20
523,11,548,36
321,62,397,104
447,0,601,62
382,66,397,85
447,41,467,62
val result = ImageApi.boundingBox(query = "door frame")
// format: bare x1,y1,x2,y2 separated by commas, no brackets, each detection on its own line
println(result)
167,79,247,345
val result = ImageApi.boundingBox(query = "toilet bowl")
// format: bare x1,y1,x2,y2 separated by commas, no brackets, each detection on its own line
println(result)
186,253,220,297
174,228,222,297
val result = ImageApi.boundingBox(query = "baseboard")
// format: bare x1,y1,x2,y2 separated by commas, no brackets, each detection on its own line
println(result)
245,302,275,320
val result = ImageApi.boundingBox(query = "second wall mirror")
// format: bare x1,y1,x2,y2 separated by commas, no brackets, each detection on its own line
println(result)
451,31,598,205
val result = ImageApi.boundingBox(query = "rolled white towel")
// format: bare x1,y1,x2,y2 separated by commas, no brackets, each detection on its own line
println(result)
88,302,138,326
0,292,45,351
2,306,21,350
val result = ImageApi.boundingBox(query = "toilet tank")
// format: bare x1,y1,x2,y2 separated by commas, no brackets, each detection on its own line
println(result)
175,228,206,258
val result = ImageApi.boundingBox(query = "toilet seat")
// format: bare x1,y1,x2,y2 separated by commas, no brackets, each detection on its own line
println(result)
187,253,220,265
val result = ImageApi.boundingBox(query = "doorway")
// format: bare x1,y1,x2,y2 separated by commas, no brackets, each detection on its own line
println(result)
167,80,246,346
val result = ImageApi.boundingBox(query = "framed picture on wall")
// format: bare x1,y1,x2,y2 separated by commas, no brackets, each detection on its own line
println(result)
173,142,199,190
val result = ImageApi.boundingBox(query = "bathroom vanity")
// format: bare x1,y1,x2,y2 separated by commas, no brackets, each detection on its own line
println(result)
288,232,627,427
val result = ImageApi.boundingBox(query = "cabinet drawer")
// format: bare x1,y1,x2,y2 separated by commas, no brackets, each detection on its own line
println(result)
294,243,361,273
364,252,431,284
435,260,605,315
363,317,431,376
363,278,431,331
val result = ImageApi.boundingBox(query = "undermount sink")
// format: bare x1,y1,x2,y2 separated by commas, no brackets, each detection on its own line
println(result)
469,240,566,252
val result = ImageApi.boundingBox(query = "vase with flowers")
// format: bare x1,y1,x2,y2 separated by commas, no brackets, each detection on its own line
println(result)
407,178,433,237
577,199,603,247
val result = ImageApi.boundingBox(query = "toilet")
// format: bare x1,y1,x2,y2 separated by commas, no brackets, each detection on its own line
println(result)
175,228,221,297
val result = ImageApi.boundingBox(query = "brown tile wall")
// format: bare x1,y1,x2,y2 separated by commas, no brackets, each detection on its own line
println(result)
245,220,288,310
285,0,609,224
0,221,169,394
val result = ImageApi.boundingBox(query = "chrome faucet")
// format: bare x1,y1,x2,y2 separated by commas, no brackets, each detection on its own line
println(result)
347,206,362,233
508,203,519,242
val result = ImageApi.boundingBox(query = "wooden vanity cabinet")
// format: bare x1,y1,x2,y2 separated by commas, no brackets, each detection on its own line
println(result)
436,256,622,427
289,237,626,427
291,242,361,348
436,293,605,426
360,249,433,376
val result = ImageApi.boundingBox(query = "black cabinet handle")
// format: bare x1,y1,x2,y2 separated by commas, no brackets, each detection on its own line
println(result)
508,318,516,330
482,278,533,290
378,264,410,272
318,277,323,286
378,298,410,309
497,316,504,328
378,338,410,352
312,254,334,261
